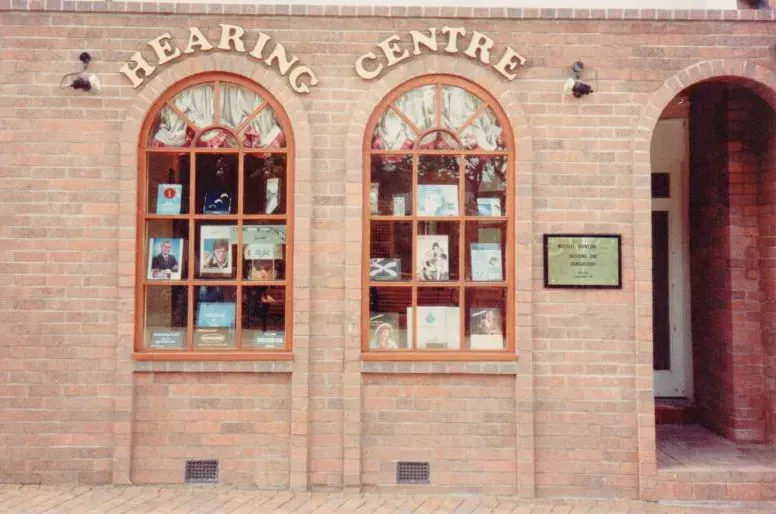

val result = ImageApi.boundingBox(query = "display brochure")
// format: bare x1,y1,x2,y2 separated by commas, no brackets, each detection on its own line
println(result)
200,225,233,276
470,308,504,350
370,183,379,214
147,237,183,280
265,177,280,214
244,330,285,348
369,312,401,349
407,306,460,349
193,328,235,349
369,258,401,281
416,235,449,281
196,302,236,328
243,225,285,280
147,328,185,349
393,194,407,216
476,197,501,216
203,192,232,214
471,243,503,281
156,184,182,215
417,184,459,216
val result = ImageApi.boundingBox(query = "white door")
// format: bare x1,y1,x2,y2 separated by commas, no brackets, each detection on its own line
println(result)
651,118,692,398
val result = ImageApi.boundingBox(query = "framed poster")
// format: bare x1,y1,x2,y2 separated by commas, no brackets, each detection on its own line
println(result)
544,234,622,289
147,238,183,280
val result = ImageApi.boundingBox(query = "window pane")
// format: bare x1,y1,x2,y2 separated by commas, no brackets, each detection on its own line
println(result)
368,287,411,350
370,155,411,216
418,155,460,217
465,288,506,350
147,152,189,215
196,221,237,280
461,107,505,151
193,286,237,350
413,288,460,350
395,85,436,132
465,155,507,217
144,286,188,350
173,83,215,129
442,85,482,132
243,286,285,349
242,107,286,148
243,223,287,281
370,221,411,282
195,154,237,215
220,83,263,129
195,128,237,148
147,106,193,147
244,153,287,215
372,108,415,150
146,220,189,280
465,220,506,282
417,221,459,281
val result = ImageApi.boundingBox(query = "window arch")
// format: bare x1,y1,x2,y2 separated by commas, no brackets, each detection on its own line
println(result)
136,73,294,358
363,75,515,357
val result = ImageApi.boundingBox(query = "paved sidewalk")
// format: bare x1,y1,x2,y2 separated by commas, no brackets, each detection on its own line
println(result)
0,485,774,514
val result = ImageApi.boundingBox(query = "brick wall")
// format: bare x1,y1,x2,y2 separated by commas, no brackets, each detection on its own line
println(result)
132,372,291,487
689,85,773,443
1,3,776,498
362,374,516,494
689,85,735,438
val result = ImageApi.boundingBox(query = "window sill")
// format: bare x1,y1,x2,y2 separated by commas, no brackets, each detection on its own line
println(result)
133,357,293,373
133,351,293,361
362,351,517,362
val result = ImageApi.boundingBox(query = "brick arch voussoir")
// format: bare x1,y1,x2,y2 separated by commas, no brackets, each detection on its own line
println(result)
634,59,776,167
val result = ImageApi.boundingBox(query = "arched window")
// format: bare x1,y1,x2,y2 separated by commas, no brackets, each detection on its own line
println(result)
136,73,293,358
363,75,514,357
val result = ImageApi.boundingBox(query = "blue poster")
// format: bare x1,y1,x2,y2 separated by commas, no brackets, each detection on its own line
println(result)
197,302,236,328
156,184,182,214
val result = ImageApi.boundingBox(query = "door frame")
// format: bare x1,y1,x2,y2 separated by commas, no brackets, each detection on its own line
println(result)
652,118,693,399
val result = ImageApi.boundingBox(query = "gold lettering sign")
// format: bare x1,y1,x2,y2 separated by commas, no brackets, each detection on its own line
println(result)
119,25,319,94
354,27,527,81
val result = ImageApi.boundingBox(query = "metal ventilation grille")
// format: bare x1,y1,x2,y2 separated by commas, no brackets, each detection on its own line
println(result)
396,461,430,484
185,460,219,483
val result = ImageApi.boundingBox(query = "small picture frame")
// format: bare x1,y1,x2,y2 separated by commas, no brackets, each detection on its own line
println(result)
476,197,501,216
393,194,407,216
470,308,504,350
147,238,183,280
200,225,233,276
417,184,459,216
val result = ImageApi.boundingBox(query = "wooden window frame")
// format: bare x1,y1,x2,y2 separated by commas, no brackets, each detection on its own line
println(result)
134,73,294,360
362,74,516,361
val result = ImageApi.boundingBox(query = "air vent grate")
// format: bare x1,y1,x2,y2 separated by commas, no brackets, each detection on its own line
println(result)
185,460,219,483
396,461,430,484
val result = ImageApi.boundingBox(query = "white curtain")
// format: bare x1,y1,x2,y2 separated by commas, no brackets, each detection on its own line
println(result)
373,86,434,150
442,86,480,132
460,108,503,151
150,83,284,148
150,106,189,147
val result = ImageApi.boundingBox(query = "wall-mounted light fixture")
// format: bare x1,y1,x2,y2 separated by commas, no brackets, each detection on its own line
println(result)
563,61,593,99
60,52,101,92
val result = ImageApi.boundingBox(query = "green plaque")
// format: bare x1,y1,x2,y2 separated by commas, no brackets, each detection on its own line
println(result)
544,234,621,288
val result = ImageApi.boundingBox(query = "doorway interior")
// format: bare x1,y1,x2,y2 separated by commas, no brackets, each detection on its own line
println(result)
651,79,776,463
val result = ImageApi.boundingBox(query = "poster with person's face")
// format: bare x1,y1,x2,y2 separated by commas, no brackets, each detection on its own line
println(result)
200,225,233,276
148,238,183,280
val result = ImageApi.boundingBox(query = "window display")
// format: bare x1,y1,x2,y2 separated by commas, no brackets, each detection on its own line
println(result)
137,75,293,356
364,76,513,355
